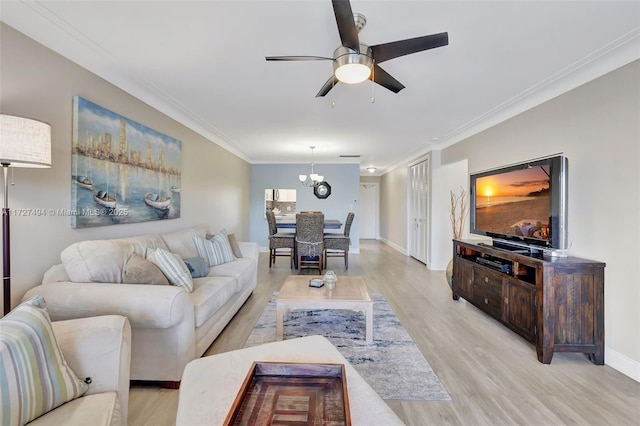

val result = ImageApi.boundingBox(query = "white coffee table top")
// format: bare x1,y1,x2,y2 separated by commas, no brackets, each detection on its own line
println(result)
277,275,373,303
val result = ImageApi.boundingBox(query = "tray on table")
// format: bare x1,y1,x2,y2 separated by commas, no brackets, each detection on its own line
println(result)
224,362,351,425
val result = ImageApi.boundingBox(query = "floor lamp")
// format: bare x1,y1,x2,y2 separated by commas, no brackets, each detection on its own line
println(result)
0,114,51,315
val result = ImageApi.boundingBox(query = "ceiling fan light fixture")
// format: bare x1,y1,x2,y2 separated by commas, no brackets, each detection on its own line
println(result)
335,63,371,84
333,46,373,84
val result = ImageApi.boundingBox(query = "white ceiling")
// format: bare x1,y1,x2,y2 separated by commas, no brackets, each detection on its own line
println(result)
2,1,639,175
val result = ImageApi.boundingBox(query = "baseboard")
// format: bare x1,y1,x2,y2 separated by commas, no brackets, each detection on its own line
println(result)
605,346,640,382
379,237,408,255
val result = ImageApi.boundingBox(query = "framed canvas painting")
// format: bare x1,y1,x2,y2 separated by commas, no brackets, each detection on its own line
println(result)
71,96,182,228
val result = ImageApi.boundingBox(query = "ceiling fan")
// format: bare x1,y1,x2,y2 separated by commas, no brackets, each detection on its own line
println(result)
266,0,449,97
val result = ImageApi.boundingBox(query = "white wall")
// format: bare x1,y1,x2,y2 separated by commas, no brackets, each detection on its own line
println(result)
0,24,251,311
430,158,470,270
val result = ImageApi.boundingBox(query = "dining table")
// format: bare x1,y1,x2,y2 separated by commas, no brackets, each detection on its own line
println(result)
275,217,343,230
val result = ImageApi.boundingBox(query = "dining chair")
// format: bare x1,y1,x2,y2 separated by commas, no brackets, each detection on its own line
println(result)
295,212,325,273
324,212,355,269
266,210,295,268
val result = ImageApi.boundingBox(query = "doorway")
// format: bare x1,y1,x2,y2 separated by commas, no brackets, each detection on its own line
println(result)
359,183,379,239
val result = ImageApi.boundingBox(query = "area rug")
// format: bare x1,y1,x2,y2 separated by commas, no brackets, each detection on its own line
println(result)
244,292,451,401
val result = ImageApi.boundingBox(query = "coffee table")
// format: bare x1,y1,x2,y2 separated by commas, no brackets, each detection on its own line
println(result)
276,275,374,343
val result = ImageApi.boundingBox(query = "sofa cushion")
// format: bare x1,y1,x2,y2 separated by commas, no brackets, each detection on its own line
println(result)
0,296,88,426
190,276,238,328
122,254,169,285
61,240,132,283
27,392,121,426
60,235,168,283
160,227,206,260
146,248,193,292
207,257,256,292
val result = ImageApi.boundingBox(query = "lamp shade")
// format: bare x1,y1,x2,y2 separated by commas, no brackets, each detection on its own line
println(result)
0,114,51,168
333,45,373,85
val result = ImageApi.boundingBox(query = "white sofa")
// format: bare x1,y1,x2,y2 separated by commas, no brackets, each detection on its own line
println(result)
31,315,131,426
23,226,259,385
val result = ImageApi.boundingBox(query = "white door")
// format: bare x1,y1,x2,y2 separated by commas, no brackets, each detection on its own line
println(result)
409,158,429,264
359,183,378,239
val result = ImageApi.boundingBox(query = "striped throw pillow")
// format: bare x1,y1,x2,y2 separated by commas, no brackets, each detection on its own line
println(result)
146,248,194,292
193,234,235,267
0,296,88,426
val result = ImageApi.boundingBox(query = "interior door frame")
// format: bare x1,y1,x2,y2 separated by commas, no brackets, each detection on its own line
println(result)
358,182,379,240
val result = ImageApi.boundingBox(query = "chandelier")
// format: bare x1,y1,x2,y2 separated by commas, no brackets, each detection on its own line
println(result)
299,146,324,187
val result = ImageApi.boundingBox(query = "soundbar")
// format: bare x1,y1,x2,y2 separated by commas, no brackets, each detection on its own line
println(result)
475,257,512,274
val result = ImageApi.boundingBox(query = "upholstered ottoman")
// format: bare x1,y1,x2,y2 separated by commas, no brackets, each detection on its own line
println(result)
176,335,404,425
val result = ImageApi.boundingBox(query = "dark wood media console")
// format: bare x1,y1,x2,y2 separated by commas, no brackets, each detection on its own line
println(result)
452,239,605,364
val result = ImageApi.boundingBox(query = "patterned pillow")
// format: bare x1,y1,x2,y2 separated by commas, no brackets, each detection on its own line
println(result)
193,234,235,267
0,296,88,426
146,248,193,292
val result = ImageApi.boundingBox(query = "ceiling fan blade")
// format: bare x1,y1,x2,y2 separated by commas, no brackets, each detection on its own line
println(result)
316,75,339,97
266,55,333,61
332,0,359,51
370,32,449,63
371,64,405,93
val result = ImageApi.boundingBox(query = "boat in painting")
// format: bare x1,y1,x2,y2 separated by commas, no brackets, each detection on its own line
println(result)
170,186,180,193
94,190,116,208
144,193,171,210
73,175,93,190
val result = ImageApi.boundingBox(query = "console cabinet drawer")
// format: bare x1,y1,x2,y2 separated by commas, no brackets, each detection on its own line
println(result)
473,287,502,317
473,267,503,298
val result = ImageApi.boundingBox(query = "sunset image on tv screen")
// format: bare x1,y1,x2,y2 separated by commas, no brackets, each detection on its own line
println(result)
475,166,550,240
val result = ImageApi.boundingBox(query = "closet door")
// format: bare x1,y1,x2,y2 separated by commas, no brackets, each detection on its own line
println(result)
409,158,429,264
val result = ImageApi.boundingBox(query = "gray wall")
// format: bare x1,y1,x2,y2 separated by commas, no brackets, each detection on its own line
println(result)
380,60,640,378
0,23,251,310
250,163,360,250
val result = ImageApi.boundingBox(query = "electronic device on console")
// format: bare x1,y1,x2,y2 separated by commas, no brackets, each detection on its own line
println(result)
475,256,512,274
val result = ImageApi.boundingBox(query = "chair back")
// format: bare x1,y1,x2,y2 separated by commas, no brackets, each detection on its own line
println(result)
343,212,355,237
296,213,324,257
266,210,277,236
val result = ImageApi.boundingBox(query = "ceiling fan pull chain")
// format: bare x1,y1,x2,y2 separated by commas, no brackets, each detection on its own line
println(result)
371,60,376,104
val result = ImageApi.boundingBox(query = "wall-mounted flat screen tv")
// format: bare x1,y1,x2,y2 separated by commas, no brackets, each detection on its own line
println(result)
469,155,568,253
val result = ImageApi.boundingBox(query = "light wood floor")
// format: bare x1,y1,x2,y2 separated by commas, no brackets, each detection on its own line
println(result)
128,240,640,425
